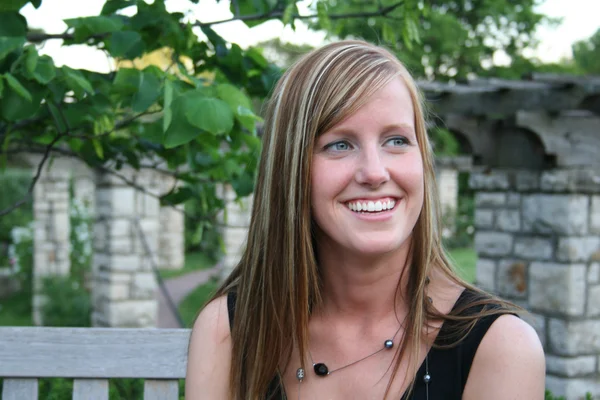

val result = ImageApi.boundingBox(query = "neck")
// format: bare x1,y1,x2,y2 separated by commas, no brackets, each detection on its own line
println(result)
315,238,412,323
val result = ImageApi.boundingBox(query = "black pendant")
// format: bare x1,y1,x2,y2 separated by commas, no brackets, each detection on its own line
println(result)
314,363,329,376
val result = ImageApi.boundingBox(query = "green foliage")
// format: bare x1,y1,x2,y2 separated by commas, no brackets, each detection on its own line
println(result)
312,0,550,81
0,169,31,245
573,28,600,74
40,276,91,327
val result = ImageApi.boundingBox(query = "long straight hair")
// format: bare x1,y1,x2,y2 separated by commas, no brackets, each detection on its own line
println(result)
211,40,517,399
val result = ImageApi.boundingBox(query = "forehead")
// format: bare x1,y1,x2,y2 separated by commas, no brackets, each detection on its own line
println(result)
324,77,415,135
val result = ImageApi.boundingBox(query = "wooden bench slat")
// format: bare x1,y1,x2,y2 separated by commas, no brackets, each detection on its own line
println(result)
2,378,38,400
144,380,179,400
0,327,190,378
72,379,108,400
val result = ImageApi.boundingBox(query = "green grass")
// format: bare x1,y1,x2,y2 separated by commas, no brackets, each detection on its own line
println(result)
448,247,477,283
178,276,220,328
158,251,217,280
0,290,33,326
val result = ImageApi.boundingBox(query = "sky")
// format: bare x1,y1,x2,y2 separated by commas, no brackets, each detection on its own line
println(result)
20,0,600,73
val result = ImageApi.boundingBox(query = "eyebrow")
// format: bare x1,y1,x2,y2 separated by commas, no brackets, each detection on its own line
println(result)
323,123,416,138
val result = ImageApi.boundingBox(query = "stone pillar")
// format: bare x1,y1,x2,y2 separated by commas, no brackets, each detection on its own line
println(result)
472,169,600,399
92,168,161,327
31,157,71,326
158,175,185,270
219,184,252,279
71,160,96,214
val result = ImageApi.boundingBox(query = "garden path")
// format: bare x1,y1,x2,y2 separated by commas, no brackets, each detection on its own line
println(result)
157,265,220,329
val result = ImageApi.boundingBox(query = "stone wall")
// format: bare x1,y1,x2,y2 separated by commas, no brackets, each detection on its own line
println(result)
91,169,161,328
472,169,600,399
157,175,185,270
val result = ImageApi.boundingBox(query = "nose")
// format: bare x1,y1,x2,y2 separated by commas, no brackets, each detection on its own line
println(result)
355,148,390,188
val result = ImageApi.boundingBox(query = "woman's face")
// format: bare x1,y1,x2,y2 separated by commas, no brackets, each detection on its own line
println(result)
310,77,424,257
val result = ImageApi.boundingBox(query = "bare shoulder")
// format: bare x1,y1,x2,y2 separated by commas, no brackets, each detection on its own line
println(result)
463,314,545,400
185,295,232,399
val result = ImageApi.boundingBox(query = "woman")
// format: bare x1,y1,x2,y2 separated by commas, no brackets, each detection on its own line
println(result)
186,40,545,399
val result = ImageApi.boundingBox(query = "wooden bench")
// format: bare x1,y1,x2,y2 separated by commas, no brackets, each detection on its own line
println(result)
0,327,191,400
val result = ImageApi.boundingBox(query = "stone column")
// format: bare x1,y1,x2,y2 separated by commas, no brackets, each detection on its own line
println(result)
158,175,185,270
31,157,71,325
472,168,600,399
219,184,252,279
92,168,161,327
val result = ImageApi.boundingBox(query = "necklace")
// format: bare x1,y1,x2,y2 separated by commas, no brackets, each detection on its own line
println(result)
302,322,403,378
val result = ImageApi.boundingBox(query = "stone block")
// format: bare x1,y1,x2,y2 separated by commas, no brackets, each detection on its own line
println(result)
506,192,521,208
557,237,600,263
513,237,553,260
497,260,528,298
540,170,573,192
130,272,156,299
108,237,134,254
108,219,131,238
495,210,520,232
223,227,249,252
143,195,161,217
526,313,546,349
474,192,506,207
549,318,600,356
469,171,510,190
474,209,494,229
546,355,596,377
522,195,589,235
476,258,496,292
106,300,158,327
529,263,586,316
108,254,141,272
588,285,600,317
474,232,513,257
592,196,600,234
97,281,129,300
589,263,600,284
52,211,70,242
515,170,540,191
545,375,600,400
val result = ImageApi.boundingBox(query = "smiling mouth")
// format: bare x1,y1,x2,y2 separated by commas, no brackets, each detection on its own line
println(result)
346,199,397,213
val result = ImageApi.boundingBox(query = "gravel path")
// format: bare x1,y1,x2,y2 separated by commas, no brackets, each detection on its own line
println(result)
157,265,221,329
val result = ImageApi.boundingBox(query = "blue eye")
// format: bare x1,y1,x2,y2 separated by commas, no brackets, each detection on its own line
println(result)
325,141,352,152
385,137,408,147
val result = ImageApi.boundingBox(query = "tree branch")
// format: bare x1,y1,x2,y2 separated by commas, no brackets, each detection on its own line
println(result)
25,1,405,42
0,133,65,217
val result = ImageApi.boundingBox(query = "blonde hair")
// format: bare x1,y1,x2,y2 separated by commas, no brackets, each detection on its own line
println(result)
211,40,514,399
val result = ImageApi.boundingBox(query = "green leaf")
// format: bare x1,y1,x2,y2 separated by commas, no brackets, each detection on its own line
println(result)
0,76,4,97
64,16,124,41
235,106,262,132
24,45,38,74
132,69,161,112
216,83,251,111
282,3,298,27
101,0,133,15
29,0,42,8
0,0,28,12
163,79,173,132
0,79,40,121
108,30,144,59
47,101,67,133
113,68,140,94
163,95,201,148
63,66,94,98
4,73,31,102
0,36,25,61
160,187,194,206
317,2,331,31
32,55,56,84
0,12,27,36
382,22,395,44
92,138,104,160
185,95,234,136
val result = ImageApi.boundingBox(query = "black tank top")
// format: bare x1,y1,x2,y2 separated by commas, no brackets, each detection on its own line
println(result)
227,288,505,399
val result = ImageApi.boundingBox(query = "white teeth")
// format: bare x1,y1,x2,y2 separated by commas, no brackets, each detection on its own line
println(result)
346,199,397,213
